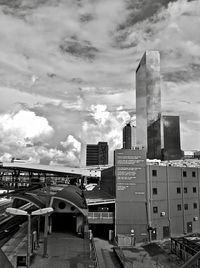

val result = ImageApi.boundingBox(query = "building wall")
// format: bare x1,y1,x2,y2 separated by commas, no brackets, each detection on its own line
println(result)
86,144,99,166
114,149,147,242
98,142,108,165
102,157,200,242
100,166,115,197
148,165,200,240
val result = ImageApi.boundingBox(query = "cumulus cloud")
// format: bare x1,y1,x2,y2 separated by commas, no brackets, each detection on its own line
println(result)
0,110,53,144
0,110,54,160
82,104,134,162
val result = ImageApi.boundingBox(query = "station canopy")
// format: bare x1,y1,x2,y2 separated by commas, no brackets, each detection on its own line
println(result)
50,185,88,216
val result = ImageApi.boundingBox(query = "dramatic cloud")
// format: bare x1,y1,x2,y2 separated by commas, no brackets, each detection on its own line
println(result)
0,0,199,164
82,104,134,162
0,109,53,144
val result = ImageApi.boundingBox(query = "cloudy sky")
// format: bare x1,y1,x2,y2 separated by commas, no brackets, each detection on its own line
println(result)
0,0,199,166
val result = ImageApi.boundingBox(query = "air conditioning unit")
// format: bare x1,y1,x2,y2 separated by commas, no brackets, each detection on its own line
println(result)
160,211,165,217
193,216,198,221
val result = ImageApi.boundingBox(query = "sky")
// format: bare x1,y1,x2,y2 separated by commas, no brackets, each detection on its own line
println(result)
0,0,199,166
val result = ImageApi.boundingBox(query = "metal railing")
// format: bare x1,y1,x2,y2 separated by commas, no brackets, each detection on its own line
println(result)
90,237,100,268
181,251,200,268
88,212,114,219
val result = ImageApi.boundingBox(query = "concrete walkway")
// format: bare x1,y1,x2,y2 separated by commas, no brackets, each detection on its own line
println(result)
31,232,94,268
93,238,122,268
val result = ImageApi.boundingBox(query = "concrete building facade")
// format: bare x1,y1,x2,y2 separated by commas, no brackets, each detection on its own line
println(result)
147,163,200,240
100,155,200,242
114,148,147,242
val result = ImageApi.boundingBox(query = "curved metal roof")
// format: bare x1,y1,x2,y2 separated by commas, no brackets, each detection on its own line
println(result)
50,185,88,216
12,192,46,208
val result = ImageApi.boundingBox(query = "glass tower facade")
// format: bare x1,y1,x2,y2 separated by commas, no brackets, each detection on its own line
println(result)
136,51,161,159
161,115,182,160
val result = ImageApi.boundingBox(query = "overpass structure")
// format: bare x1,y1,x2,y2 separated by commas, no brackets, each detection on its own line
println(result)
0,162,101,190
2,162,101,177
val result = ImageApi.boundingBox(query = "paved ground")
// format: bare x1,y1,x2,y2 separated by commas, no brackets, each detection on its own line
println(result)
93,238,122,268
117,241,184,268
31,232,94,268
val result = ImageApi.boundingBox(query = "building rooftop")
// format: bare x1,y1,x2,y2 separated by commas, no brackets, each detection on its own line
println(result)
147,159,200,168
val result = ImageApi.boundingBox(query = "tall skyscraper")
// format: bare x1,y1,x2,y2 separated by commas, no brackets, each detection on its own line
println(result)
123,123,132,149
136,51,182,160
86,142,108,166
136,51,161,159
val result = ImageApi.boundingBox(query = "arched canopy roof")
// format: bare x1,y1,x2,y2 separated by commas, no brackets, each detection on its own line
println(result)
12,192,46,209
50,185,88,216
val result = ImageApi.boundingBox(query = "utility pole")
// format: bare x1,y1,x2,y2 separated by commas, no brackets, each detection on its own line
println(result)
43,175,50,257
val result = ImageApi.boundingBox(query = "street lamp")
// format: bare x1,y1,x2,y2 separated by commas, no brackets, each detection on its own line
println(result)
6,207,53,268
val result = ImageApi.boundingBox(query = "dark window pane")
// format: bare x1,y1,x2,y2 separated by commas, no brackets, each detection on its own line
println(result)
177,187,181,194
153,188,157,195
192,171,196,177
193,203,197,209
153,207,158,213
177,204,181,211
152,170,157,176
184,187,187,194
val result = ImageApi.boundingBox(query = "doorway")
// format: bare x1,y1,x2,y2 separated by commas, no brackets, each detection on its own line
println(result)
151,228,157,240
52,213,77,233
187,222,192,233
163,226,170,238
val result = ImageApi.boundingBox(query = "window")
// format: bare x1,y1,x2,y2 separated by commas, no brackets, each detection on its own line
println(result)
153,206,158,213
184,187,187,194
153,188,157,195
177,204,182,211
193,187,197,193
58,202,66,209
152,170,157,177
184,204,188,210
177,187,181,194
193,203,197,209
183,171,187,177
192,171,196,177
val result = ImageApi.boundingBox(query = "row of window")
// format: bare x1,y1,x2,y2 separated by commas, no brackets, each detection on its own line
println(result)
177,187,197,194
152,187,197,195
153,203,198,214
152,170,196,178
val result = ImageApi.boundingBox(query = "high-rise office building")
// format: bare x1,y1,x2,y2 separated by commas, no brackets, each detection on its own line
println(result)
136,51,182,160
122,123,136,149
123,123,132,149
136,51,162,159
86,142,108,166
161,115,182,160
